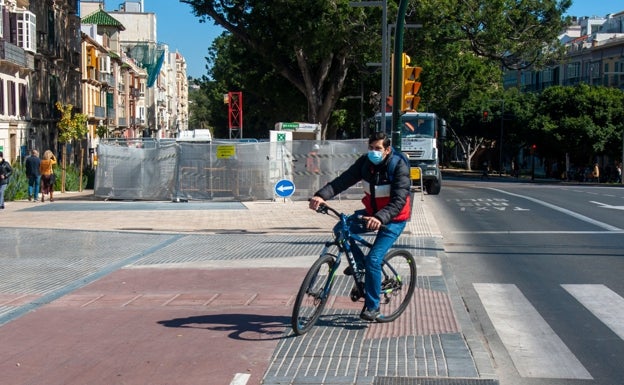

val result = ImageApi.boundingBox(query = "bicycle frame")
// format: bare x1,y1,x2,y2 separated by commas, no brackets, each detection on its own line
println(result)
315,207,373,300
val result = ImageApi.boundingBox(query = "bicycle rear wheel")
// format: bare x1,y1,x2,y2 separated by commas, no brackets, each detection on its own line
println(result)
377,249,417,322
291,253,337,335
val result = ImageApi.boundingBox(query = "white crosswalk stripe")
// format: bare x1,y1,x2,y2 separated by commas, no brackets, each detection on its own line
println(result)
474,283,593,380
562,284,624,340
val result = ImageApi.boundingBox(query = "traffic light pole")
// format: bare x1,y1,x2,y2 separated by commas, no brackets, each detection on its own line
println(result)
391,0,409,151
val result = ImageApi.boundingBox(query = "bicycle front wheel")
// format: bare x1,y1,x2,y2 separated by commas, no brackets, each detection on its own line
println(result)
291,253,337,335
377,249,417,322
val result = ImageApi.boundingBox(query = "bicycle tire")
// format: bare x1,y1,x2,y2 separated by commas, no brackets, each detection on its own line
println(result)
291,253,337,335
377,249,417,322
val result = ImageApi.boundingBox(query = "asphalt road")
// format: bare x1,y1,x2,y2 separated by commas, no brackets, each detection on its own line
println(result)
428,178,624,385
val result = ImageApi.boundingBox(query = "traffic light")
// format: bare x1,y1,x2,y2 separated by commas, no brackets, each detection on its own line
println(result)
401,53,422,112
482,110,489,122
530,143,537,154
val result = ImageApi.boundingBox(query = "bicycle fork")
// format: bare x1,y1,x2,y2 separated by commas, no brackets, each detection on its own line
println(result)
344,239,366,302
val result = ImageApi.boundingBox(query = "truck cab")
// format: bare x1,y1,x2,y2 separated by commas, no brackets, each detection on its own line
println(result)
375,112,445,195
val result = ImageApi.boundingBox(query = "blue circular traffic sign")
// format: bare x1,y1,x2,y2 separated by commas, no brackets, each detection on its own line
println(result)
275,179,295,197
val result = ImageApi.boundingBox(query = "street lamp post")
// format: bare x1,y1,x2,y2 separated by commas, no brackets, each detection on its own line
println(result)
499,100,505,176
488,99,505,176
350,1,388,134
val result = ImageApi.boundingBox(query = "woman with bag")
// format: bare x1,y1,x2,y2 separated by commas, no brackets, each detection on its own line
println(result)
39,150,57,202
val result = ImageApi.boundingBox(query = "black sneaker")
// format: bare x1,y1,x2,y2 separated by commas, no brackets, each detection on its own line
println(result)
360,308,381,322
343,266,354,275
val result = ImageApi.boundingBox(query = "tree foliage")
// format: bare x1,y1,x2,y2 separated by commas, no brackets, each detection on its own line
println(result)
181,0,381,138
182,0,581,150
55,102,88,143
533,84,624,164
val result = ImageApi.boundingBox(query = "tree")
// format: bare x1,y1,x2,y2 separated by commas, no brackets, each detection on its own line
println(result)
55,102,88,192
182,0,571,143
205,34,308,138
181,0,383,138
418,0,572,70
533,84,624,167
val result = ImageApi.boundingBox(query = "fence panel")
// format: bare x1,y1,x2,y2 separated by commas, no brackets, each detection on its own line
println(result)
95,139,367,201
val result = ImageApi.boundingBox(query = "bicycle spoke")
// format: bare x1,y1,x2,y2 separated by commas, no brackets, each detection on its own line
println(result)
377,249,416,322
291,253,336,335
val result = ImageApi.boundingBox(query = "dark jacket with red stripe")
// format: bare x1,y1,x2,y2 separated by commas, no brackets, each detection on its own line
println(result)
314,150,411,224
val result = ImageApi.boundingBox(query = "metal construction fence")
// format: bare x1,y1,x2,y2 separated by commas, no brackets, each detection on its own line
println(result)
94,139,368,201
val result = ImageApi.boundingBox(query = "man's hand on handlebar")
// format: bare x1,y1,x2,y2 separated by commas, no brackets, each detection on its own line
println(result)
362,215,382,231
309,196,326,211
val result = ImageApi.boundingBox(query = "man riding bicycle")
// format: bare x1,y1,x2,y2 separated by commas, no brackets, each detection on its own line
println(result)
308,132,411,321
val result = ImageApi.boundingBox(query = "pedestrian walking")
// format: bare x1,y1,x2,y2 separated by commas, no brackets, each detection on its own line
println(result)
25,149,41,201
0,151,13,209
40,150,57,202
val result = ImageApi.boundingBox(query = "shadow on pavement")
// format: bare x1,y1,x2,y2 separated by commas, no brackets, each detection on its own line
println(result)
158,313,292,341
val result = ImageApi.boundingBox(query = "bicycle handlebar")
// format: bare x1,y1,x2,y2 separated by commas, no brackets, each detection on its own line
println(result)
316,203,387,231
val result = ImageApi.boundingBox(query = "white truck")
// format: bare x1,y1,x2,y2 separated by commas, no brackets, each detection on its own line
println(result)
375,112,446,195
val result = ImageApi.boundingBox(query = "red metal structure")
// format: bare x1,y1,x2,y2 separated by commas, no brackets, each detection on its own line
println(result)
228,91,243,139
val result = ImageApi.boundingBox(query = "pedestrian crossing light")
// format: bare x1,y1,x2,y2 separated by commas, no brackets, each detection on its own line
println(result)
482,110,489,122
401,53,422,112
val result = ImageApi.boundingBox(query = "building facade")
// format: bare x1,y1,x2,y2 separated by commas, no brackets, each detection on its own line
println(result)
504,11,624,92
0,0,188,164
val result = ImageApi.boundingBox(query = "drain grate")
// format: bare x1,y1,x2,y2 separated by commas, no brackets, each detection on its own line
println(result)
374,378,498,385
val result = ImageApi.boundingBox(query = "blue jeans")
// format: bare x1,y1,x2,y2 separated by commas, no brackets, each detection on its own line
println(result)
28,175,41,199
345,209,407,311
0,183,6,207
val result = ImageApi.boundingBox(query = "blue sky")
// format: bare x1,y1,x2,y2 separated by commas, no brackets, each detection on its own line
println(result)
146,0,624,79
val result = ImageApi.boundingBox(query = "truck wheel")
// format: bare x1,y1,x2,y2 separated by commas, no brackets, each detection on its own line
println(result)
426,180,441,195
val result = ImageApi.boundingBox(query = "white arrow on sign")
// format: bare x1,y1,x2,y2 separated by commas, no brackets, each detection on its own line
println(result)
277,184,294,192
590,201,624,211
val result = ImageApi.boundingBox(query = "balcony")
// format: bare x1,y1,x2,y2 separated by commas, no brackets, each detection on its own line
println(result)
94,105,105,119
99,72,115,87
0,40,28,68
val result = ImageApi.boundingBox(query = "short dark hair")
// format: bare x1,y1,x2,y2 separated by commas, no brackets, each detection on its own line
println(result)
368,132,391,148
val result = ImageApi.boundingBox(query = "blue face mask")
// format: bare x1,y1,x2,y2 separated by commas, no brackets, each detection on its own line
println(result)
367,150,384,165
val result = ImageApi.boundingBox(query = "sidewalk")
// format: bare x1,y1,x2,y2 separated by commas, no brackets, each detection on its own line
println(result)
0,191,496,385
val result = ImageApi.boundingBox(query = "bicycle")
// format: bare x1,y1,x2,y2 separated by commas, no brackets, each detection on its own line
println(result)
291,204,417,335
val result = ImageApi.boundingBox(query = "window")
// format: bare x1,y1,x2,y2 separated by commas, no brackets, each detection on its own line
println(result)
19,84,27,117
0,81,4,115
567,63,580,79
99,56,111,73
7,81,15,116
16,11,36,53
0,5,4,39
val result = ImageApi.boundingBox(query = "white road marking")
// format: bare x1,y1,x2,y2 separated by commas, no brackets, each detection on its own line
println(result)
562,284,624,340
452,230,624,234
230,373,251,385
488,188,622,231
474,283,592,379
589,200,624,211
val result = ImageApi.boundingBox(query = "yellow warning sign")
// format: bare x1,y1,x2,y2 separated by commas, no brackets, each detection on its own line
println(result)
216,145,236,159
410,167,421,180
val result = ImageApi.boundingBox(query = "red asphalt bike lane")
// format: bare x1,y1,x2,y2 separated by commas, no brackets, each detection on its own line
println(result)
0,266,306,385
